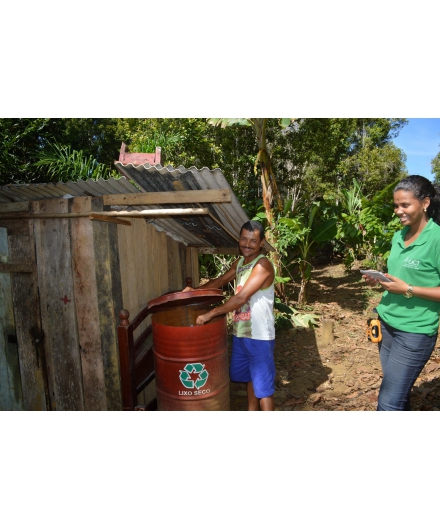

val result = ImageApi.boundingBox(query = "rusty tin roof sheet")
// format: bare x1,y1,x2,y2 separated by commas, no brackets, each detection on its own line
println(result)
0,163,273,252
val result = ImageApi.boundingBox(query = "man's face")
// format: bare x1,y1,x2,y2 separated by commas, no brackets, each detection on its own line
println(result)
238,229,264,260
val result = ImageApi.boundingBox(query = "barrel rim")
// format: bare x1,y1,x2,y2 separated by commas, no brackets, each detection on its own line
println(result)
147,289,225,312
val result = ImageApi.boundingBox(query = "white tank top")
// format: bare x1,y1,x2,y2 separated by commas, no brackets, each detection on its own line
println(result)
232,254,275,340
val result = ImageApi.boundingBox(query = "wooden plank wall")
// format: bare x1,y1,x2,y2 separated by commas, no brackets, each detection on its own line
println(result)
117,219,155,406
0,227,23,410
70,197,108,410
91,197,123,411
117,221,185,325
117,220,197,321
186,246,199,287
168,237,185,291
1,196,201,411
9,223,48,411
27,196,124,410
33,199,84,410
117,219,152,326
117,220,196,407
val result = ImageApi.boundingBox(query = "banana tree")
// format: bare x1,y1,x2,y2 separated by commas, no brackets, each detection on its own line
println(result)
208,118,293,298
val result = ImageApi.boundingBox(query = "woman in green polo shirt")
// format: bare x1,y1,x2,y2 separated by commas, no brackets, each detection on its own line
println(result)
363,175,440,410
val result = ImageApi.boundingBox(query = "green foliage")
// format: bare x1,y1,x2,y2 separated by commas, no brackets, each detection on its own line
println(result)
199,254,236,287
0,118,120,185
335,178,401,271
312,216,339,243
33,142,119,182
0,118,53,184
208,118,252,127
432,150,440,182
208,118,293,129
274,299,320,329
338,140,407,197
268,118,407,200
275,202,337,304
132,131,184,155
115,118,259,205
0,117,409,207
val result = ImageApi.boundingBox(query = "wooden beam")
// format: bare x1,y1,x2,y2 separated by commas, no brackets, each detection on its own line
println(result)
8,231,49,410
0,262,35,273
71,196,108,411
103,189,231,206
196,247,239,255
107,208,209,217
0,208,209,220
0,201,29,213
89,214,131,226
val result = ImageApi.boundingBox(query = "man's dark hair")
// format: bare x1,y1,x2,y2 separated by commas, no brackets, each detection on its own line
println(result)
240,220,265,241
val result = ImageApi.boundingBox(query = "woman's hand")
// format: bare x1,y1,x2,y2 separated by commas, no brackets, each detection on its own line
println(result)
377,274,409,295
362,272,409,295
362,274,380,286
363,272,440,302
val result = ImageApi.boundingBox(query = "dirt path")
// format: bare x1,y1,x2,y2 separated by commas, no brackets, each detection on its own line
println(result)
230,262,440,411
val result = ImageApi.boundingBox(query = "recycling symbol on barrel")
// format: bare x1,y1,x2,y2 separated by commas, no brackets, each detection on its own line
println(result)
179,363,209,389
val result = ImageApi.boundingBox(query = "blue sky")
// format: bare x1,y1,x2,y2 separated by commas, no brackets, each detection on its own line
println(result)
392,118,440,180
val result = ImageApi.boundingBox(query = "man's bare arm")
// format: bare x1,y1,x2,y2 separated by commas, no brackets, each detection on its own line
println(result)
196,258,274,325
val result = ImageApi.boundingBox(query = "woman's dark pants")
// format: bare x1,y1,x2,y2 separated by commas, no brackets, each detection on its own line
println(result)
377,320,437,411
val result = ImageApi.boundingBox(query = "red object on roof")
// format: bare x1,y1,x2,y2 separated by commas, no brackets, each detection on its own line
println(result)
118,142,162,166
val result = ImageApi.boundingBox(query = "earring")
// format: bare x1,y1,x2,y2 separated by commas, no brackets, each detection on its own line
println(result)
424,208,427,212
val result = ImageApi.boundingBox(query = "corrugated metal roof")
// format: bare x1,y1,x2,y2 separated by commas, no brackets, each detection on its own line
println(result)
0,163,273,252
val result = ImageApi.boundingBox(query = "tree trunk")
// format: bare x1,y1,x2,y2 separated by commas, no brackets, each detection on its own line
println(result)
258,154,285,300
253,120,285,300
297,278,309,306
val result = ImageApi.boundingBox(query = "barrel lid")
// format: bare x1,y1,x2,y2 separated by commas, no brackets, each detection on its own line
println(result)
147,289,225,312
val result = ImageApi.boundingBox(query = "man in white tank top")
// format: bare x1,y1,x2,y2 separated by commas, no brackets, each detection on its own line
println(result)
184,221,276,411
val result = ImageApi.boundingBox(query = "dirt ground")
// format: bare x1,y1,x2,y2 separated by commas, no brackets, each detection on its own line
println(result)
229,262,440,411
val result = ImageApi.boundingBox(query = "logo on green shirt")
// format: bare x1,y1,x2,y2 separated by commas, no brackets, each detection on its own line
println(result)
403,257,421,269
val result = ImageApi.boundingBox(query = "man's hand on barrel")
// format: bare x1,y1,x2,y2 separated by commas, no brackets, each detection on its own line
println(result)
196,312,212,326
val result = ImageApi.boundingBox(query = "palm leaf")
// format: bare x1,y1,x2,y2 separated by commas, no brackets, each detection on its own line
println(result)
34,141,115,182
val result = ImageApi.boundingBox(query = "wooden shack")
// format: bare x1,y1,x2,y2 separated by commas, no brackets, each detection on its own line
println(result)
0,160,270,411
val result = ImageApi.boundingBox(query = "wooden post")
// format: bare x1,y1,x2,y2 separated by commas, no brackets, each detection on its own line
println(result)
319,319,335,346
0,227,23,410
70,196,108,410
117,310,136,411
9,228,49,411
33,199,84,410
185,246,199,288
92,197,123,410
167,236,183,291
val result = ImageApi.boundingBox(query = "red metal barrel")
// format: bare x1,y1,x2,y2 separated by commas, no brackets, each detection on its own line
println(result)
148,290,230,411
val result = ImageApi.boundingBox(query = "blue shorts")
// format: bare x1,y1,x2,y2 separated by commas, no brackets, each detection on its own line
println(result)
230,336,276,399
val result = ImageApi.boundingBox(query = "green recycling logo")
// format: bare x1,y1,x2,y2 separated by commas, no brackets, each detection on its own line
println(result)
179,363,209,389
